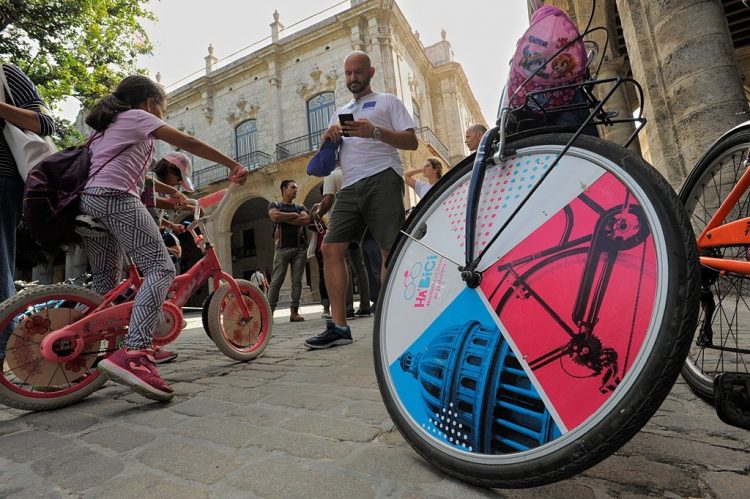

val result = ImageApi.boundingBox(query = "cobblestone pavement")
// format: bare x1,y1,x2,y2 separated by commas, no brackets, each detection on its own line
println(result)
1,307,749,498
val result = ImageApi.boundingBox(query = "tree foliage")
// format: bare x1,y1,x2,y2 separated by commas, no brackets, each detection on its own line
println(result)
0,0,155,112
1,0,156,267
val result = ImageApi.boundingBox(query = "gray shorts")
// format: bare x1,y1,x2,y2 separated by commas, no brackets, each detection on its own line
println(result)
324,168,405,251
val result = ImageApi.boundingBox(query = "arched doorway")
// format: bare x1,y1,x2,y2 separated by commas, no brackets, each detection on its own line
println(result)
230,197,274,283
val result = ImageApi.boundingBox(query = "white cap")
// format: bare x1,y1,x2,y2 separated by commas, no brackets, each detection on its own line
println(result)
163,151,195,192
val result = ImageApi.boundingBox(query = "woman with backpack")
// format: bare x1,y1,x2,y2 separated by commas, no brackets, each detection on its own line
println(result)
81,75,247,401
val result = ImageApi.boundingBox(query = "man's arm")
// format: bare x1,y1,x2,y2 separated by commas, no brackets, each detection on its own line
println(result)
269,206,302,223
340,119,418,150
289,209,309,226
314,194,335,220
404,168,421,189
376,127,418,151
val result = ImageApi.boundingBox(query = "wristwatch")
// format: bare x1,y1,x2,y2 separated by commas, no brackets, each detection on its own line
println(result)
373,127,382,141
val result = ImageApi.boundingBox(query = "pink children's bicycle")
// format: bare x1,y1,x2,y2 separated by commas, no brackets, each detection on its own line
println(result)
0,184,272,411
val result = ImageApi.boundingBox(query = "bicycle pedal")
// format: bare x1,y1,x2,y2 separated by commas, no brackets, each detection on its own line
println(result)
714,372,750,430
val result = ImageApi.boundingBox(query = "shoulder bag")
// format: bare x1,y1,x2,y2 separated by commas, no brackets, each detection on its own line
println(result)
0,65,57,181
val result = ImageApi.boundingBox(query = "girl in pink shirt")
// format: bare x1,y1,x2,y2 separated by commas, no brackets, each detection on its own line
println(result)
83,75,246,401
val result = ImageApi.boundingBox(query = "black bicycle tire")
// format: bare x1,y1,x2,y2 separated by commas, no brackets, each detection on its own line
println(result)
0,284,107,411
373,132,699,488
202,291,214,341
678,127,750,400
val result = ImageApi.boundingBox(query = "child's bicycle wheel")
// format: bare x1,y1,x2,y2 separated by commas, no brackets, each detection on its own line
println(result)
374,133,699,488
206,279,272,361
0,284,117,411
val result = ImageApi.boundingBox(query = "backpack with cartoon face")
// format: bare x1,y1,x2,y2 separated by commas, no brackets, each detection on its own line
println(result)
507,5,587,111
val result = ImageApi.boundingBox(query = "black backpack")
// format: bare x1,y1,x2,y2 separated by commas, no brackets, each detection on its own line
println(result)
22,134,130,249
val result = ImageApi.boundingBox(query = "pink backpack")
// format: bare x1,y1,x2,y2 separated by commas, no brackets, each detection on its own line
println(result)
507,5,587,110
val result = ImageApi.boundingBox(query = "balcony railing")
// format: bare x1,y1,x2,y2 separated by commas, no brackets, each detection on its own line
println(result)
191,150,272,189
275,130,324,161
237,150,273,170
191,126,450,189
416,126,449,161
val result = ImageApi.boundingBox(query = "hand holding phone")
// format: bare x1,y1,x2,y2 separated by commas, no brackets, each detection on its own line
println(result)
338,113,354,137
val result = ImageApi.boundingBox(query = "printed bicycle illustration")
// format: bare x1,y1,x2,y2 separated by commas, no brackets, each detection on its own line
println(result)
373,0,699,488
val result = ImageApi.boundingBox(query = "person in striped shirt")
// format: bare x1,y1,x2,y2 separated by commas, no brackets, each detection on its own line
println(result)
0,63,55,357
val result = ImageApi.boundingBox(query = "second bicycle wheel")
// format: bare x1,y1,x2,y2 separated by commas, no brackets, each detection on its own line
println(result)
679,127,750,400
374,133,699,488
207,279,272,361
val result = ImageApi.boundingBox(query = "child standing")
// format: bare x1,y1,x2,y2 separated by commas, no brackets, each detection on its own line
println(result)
83,75,246,401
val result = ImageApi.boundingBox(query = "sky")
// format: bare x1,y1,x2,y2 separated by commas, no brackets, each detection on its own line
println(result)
62,0,530,124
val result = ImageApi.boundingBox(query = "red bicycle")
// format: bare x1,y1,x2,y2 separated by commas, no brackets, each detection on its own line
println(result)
0,184,271,411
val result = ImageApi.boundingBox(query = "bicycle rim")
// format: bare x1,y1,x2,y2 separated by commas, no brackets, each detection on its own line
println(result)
0,285,114,411
680,131,750,399
207,279,272,361
374,133,697,487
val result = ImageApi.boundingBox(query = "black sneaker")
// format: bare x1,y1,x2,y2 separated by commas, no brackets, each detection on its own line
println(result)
354,309,372,317
305,321,353,349
346,310,356,320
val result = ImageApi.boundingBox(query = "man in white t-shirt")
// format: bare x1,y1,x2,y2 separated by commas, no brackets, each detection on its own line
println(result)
305,51,418,350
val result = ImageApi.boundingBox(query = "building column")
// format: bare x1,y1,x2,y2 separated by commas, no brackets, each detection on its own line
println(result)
596,56,642,154
616,0,748,187
268,59,283,147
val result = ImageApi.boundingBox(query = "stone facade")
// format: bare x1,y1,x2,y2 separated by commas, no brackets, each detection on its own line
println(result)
31,0,486,305
552,0,749,187
157,0,487,303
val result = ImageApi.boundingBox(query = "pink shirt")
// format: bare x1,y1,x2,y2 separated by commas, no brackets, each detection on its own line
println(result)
85,109,165,197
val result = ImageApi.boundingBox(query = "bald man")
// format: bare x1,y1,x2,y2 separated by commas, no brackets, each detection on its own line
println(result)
306,51,418,350
465,123,488,152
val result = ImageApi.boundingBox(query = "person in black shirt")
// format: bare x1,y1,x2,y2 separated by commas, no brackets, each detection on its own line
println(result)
0,63,56,357
267,179,309,322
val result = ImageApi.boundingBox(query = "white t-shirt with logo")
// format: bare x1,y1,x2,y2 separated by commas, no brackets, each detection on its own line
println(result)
328,91,416,188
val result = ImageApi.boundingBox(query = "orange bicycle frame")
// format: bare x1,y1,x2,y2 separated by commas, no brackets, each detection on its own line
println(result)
697,156,750,274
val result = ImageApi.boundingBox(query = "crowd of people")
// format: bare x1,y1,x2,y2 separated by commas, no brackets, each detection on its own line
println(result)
0,51,485,401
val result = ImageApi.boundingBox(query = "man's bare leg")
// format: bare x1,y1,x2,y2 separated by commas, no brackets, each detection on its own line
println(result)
323,241,350,326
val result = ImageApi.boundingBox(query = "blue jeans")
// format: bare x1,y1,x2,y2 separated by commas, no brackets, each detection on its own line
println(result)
0,176,24,357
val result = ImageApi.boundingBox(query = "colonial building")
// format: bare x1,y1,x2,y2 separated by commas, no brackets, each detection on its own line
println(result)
28,0,485,306
549,0,750,187
153,0,484,304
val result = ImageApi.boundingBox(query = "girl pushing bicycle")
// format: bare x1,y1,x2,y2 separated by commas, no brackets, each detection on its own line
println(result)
80,75,247,401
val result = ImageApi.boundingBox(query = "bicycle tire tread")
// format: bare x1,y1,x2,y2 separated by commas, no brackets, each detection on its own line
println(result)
375,132,699,488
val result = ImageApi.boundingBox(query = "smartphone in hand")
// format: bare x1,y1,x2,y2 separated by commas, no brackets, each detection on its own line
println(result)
338,113,354,137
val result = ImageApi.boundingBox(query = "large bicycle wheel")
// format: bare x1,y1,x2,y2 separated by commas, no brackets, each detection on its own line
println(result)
374,133,699,488
207,279,272,361
0,284,116,411
679,127,750,400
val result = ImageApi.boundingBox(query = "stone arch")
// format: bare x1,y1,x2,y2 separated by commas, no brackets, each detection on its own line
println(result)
213,188,272,277
302,180,324,210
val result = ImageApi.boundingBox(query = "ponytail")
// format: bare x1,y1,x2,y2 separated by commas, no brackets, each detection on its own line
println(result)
85,75,165,132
